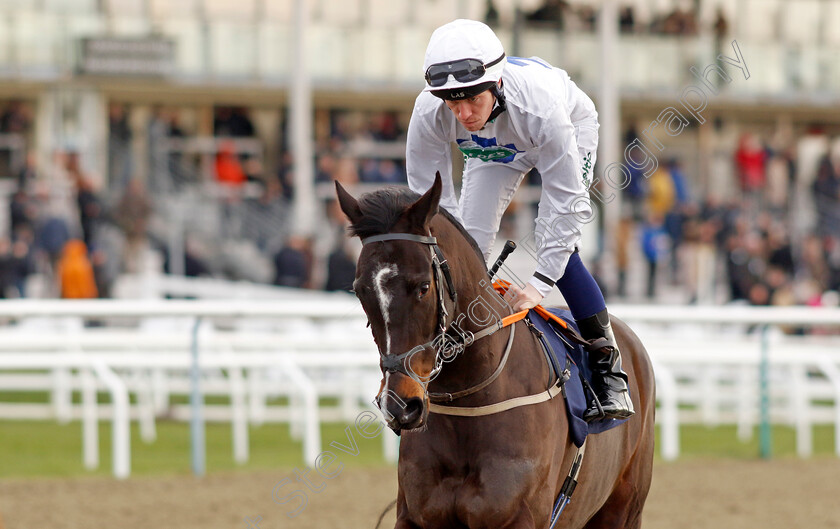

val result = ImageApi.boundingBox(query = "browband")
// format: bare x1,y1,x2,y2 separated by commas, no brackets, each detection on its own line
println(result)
362,233,438,245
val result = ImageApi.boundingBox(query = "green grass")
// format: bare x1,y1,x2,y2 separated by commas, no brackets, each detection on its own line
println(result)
0,418,836,479
0,420,389,479
656,423,837,461
3,370,835,481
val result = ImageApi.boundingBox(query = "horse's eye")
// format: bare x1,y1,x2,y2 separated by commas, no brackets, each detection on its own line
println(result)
417,282,431,299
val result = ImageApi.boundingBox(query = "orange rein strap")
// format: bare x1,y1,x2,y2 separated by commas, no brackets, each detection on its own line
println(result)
492,280,569,330
501,309,529,328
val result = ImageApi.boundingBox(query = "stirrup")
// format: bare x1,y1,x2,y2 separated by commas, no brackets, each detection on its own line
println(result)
581,378,606,422
584,398,606,423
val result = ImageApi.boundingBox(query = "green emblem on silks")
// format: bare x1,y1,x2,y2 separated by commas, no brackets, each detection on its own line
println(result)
581,151,593,188
456,135,524,164
458,143,516,162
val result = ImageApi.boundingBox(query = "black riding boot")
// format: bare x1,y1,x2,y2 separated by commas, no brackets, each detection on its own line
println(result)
577,309,635,422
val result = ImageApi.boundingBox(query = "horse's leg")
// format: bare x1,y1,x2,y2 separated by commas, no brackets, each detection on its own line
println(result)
582,451,653,529
582,318,655,529
501,504,537,529
468,502,536,529
393,491,425,529
582,479,640,529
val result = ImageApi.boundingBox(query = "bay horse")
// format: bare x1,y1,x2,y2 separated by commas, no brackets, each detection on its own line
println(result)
336,174,655,529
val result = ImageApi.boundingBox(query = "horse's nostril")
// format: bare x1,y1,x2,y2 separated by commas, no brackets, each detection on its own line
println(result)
400,397,424,425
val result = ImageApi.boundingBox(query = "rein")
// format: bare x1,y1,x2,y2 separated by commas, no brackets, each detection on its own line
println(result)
427,317,517,403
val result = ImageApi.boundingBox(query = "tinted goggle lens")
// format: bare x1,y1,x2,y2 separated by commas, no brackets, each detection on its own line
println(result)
425,59,486,87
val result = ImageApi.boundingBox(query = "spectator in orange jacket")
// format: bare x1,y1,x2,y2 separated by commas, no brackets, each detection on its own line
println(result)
215,141,246,187
57,239,98,299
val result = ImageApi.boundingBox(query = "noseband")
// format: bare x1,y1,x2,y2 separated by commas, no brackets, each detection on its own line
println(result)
362,232,458,380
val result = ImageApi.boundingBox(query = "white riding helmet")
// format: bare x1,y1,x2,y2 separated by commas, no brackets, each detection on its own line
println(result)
423,19,507,99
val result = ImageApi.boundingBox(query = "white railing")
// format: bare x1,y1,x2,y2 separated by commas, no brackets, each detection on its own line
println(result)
611,304,840,460
0,300,838,477
116,272,353,301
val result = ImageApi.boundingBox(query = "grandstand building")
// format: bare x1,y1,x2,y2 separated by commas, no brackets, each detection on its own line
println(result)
0,0,838,303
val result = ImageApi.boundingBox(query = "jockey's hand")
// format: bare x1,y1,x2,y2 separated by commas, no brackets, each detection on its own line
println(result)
503,283,544,312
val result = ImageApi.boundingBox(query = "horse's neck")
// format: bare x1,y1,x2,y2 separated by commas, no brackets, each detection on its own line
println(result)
434,218,508,327
434,217,513,324
432,218,515,389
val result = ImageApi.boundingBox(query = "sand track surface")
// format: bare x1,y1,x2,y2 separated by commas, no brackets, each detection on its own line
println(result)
1,459,839,528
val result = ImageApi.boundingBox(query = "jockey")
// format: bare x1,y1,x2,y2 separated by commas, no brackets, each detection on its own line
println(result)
405,19,634,421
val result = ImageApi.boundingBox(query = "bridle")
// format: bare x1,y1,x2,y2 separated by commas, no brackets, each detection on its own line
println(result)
363,230,580,422
361,231,534,401
361,232,458,382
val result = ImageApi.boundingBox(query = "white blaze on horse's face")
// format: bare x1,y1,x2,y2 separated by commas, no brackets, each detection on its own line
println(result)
373,264,399,356
373,263,399,414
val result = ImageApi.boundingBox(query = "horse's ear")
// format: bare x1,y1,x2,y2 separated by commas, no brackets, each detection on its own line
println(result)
404,172,442,231
335,180,363,226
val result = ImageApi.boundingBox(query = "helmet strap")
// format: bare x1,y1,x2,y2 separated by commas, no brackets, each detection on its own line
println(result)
486,80,507,124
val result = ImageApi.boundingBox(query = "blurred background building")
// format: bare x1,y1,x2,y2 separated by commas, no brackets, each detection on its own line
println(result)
0,0,839,310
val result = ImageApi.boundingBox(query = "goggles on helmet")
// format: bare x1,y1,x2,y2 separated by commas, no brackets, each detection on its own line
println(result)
424,53,506,88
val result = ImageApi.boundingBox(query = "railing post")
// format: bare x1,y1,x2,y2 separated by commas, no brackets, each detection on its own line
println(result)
281,358,321,463
80,366,99,470
190,316,206,476
229,363,249,464
91,361,130,479
652,360,680,461
816,358,840,458
792,363,812,458
137,370,157,443
759,324,772,459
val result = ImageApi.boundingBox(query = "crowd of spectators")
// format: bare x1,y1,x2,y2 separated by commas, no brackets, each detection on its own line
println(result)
0,146,155,300
141,105,377,292
269,110,840,312
0,100,32,181
614,127,840,314
309,109,408,185
482,0,731,40
3,99,840,316
272,108,408,291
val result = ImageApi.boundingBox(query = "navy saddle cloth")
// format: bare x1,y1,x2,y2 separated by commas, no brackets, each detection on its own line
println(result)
526,307,628,447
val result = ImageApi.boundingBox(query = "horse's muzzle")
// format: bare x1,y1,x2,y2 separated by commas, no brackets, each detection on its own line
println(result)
383,395,427,433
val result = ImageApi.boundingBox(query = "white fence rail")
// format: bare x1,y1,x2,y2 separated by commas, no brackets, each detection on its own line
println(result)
0,300,838,478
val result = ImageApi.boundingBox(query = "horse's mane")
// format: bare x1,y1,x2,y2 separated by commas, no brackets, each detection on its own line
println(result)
348,186,486,269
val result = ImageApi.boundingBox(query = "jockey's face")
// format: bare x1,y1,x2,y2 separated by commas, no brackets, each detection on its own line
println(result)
444,89,495,132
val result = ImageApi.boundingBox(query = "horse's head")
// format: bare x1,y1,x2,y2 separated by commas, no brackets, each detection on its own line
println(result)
336,174,457,433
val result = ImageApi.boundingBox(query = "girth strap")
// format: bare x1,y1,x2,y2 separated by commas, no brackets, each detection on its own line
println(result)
549,440,587,529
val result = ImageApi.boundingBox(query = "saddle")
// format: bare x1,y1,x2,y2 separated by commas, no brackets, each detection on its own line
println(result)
526,307,629,447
